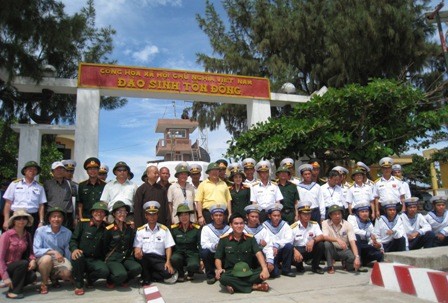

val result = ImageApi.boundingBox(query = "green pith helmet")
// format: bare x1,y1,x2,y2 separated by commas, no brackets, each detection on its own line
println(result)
46,206,66,221
91,201,109,215
276,165,290,175
111,201,130,213
232,262,253,278
176,204,194,216
21,161,42,176
206,162,220,174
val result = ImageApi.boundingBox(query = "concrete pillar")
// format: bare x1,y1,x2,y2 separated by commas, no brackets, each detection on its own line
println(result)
11,125,42,178
247,99,271,127
74,88,100,182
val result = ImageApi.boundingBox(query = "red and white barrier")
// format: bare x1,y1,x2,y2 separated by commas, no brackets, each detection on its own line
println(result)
370,262,448,303
143,285,165,303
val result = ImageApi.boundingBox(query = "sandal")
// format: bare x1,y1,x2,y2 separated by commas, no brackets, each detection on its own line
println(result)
74,288,85,296
327,266,335,274
226,285,234,294
40,283,48,295
6,292,24,299
253,283,269,292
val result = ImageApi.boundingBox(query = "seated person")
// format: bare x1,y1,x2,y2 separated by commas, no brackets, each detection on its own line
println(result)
0,210,37,299
134,201,177,285
322,205,361,274
373,201,406,252
347,202,383,268
200,204,231,285
104,201,142,288
171,204,201,282
262,203,295,277
401,197,435,250
425,196,448,247
291,205,325,274
215,213,270,294
70,202,110,295
34,207,72,294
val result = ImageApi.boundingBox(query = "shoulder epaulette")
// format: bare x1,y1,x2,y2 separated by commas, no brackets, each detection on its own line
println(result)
106,223,115,230
37,181,43,186
80,218,90,222
319,177,327,183
271,181,278,185
310,221,317,224
348,183,355,188
347,181,354,186
137,225,146,231
290,222,298,229
99,179,107,184
220,232,230,239
251,181,261,187
159,224,167,231
192,223,201,229
242,184,251,189
228,185,233,190
13,178,21,183
374,178,381,183
245,233,253,237
395,176,402,181
171,223,179,229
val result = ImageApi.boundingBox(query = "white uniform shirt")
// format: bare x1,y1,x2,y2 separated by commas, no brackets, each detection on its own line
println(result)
244,224,274,263
318,183,346,215
372,176,404,205
346,183,373,209
297,182,321,211
400,213,431,235
347,214,376,242
425,210,448,235
290,220,322,247
288,176,301,186
400,180,412,199
263,220,293,249
243,178,259,187
3,179,47,213
100,179,138,212
200,223,231,253
373,215,405,245
250,181,283,211
134,223,175,256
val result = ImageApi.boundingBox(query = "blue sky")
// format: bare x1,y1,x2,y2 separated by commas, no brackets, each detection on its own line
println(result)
62,0,231,182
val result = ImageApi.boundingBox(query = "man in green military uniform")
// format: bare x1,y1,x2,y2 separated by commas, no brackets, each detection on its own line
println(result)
77,157,106,220
215,213,270,294
104,201,142,288
170,204,201,282
276,166,299,224
70,202,110,295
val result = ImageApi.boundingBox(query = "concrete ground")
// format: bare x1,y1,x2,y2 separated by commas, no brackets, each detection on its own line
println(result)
2,265,431,303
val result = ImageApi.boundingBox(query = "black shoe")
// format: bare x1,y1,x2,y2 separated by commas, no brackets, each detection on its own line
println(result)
312,267,324,275
296,266,305,274
206,278,216,285
281,271,296,277
357,267,368,273
141,280,151,286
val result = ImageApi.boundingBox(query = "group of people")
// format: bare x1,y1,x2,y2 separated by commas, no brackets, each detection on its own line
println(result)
0,155,447,298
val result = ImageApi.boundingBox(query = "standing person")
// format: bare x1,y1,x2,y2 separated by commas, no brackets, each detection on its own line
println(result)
3,161,47,234
0,180,10,231
228,165,251,218
400,197,434,250
62,160,77,189
100,161,138,220
167,164,196,224
98,164,109,182
104,201,142,289
134,165,169,228
0,210,37,299
279,158,301,185
263,203,295,278
372,157,405,218
44,161,77,230
215,213,270,294
322,205,361,274
195,162,232,225
77,157,106,220
33,207,72,294
216,159,232,186
189,164,202,189
297,164,322,224
158,167,172,191
200,204,231,285
346,169,374,216
373,201,406,252
356,161,375,186
250,160,283,222
70,202,110,295
318,170,345,220
291,205,325,274
347,203,383,269
276,165,299,224
133,201,177,286
242,158,258,186
425,196,448,247
391,164,412,199
309,161,323,185
170,204,201,282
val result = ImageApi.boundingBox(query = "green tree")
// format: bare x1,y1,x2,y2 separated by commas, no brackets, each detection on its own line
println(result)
226,79,448,167
193,0,439,136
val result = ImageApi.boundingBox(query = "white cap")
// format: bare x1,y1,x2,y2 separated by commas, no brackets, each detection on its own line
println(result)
51,161,66,170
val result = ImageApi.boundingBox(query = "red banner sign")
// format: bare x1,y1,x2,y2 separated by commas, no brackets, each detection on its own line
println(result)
78,63,270,99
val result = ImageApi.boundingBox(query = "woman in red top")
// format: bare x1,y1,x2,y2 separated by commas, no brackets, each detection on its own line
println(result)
0,209,37,299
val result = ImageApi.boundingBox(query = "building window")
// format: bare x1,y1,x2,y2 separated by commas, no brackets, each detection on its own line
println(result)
167,129,186,138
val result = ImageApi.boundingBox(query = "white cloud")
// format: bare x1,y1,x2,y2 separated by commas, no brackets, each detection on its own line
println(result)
140,0,183,7
132,45,159,63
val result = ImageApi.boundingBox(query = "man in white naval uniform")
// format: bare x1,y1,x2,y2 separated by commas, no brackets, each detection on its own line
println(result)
425,196,448,247
297,164,322,224
373,201,406,252
400,197,434,250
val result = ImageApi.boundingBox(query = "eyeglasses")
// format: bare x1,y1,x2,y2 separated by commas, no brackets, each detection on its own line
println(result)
115,210,128,214
14,216,28,221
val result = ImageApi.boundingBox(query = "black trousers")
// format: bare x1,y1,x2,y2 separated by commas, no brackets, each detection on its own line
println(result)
7,260,36,294
199,248,215,279
139,253,172,283
355,235,383,266
409,231,435,250
293,241,325,270
383,237,406,252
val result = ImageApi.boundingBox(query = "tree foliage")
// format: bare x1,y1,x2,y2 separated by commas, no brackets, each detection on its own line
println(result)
226,79,448,166
0,0,126,124
193,0,439,136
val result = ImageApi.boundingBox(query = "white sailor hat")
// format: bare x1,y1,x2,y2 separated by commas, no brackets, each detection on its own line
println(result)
332,166,348,175
431,196,447,204
99,164,109,174
404,197,419,207
143,201,161,214
354,202,370,212
189,163,202,174
267,203,283,214
392,164,402,171
242,158,256,169
62,159,76,171
228,162,243,174
356,161,370,173
210,203,227,214
255,160,270,172
382,200,397,209
280,158,294,169
379,157,394,168
244,204,262,214
298,164,313,174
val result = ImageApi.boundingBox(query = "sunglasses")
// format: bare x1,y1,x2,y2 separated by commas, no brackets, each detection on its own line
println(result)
14,216,28,221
